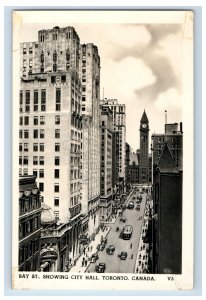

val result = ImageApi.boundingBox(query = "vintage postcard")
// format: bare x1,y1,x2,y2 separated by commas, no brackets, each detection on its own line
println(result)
12,10,194,290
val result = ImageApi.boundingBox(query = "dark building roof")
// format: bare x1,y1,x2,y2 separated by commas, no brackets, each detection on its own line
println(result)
19,175,37,192
158,143,178,174
140,110,149,123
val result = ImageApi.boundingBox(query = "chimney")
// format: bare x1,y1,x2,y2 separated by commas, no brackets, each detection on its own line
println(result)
180,122,183,133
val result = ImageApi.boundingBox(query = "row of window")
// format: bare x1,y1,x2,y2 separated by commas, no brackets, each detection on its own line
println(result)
19,239,40,265
20,89,62,112
19,195,41,215
19,216,40,239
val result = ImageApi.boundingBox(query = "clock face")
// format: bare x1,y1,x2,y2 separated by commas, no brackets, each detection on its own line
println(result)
142,123,147,128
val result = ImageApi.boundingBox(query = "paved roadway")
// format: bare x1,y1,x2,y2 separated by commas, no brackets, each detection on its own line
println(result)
87,188,147,273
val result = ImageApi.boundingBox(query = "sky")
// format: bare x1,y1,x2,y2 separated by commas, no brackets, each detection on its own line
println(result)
18,13,185,151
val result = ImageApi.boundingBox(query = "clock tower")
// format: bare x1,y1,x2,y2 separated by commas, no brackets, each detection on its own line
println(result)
139,110,149,184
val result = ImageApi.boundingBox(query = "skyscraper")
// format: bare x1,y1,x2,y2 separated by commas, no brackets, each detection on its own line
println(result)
100,98,126,196
80,43,101,239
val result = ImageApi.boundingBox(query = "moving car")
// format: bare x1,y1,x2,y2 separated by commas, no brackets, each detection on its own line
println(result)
106,245,115,255
127,201,135,209
96,262,106,273
120,251,128,260
90,253,99,263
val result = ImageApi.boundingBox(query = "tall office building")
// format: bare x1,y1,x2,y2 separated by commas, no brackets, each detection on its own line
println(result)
19,26,83,261
80,43,101,239
99,105,113,221
100,98,126,195
139,110,150,183
151,122,183,171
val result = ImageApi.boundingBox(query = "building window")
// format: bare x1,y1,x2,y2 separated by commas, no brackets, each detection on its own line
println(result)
33,117,38,125
39,182,44,192
55,143,60,152
53,51,57,62
33,143,38,151
41,52,44,63
33,130,38,139
19,143,22,152
55,156,60,166
25,90,30,112
54,184,59,193
19,130,22,139
55,129,60,139
39,156,44,165
40,116,45,125
54,211,59,219
54,198,59,206
33,169,38,177
40,129,44,138
19,156,22,165
34,90,38,111
56,88,61,111
41,89,46,111
55,115,60,125
54,169,60,178
51,76,56,84
19,117,23,125
53,64,57,72
24,116,29,125
24,143,29,152
24,130,29,139
61,75,66,83
23,168,28,175
33,156,38,165
39,143,44,152
82,96,86,102
39,169,44,178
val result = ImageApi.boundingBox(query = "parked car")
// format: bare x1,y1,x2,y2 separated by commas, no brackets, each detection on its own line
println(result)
102,238,107,244
90,253,99,263
99,243,106,251
106,245,115,255
120,251,128,260
96,262,106,273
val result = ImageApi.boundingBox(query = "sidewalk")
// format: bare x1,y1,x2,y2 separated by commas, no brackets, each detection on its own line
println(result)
69,226,111,273
134,196,151,274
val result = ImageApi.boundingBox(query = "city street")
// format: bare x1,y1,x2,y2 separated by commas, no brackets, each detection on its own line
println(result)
87,188,147,273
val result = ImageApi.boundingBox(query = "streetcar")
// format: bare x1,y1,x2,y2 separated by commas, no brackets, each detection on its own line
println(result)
122,225,133,240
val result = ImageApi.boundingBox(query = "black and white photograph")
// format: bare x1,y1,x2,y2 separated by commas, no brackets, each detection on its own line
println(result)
12,10,194,290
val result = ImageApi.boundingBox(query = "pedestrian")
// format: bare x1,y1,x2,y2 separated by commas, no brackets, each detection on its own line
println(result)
90,246,93,252
136,267,139,273
139,254,141,259
82,260,84,267
85,260,87,267
130,243,133,249
131,254,133,259
139,260,141,266
83,248,86,255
